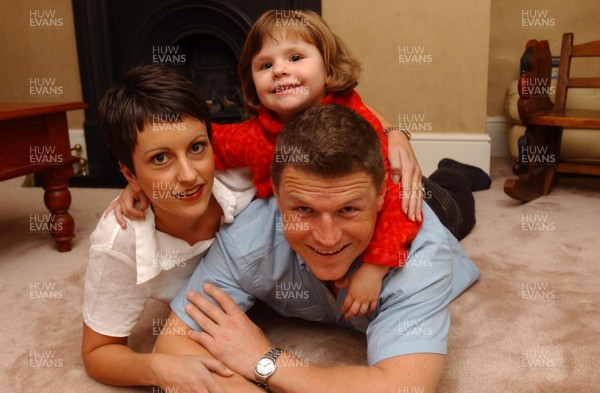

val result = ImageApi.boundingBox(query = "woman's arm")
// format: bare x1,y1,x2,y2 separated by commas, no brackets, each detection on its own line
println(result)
82,321,232,392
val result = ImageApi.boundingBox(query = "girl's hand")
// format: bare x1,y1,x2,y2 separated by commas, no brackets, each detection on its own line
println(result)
365,104,423,222
151,353,233,393
336,263,387,319
387,130,424,222
103,183,150,228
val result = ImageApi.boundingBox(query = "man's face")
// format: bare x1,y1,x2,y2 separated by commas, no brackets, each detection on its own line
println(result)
274,166,385,282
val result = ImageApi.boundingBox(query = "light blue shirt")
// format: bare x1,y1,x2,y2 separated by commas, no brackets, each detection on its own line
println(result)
171,197,480,365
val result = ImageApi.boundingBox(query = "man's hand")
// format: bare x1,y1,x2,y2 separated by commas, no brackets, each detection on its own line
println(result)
184,284,273,381
150,353,233,393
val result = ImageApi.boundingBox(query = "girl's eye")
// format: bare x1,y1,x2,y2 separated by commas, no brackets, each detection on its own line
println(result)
290,55,302,62
191,142,205,154
152,154,167,165
259,62,272,70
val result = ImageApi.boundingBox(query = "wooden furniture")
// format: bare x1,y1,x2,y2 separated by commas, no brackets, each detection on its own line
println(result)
504,33,600,202
0,102,87,252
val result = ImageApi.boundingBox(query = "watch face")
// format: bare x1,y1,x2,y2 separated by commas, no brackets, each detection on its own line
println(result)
256,357,276,376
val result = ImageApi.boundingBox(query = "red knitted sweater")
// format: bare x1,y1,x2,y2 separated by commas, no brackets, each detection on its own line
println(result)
212,90,421,267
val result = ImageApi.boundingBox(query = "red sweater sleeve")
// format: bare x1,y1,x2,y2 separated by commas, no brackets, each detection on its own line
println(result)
211,121,252,170
211,118,277,198
339,91,422,267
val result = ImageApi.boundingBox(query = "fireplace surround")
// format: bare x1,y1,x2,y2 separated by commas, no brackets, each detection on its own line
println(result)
72,0,320,187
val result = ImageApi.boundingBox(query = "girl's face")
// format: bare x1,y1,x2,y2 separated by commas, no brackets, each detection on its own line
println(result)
251,35,331,123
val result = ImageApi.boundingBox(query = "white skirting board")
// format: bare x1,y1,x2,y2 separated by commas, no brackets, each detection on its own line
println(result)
410,132,491,176
486,116,510,158
70,127,495,178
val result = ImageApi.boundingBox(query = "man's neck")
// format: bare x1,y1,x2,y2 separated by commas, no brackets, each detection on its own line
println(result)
325,281,340,297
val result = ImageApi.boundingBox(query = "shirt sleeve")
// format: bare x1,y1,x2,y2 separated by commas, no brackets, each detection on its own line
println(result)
83,233,150,337
365,202,480,365
170,232,256,331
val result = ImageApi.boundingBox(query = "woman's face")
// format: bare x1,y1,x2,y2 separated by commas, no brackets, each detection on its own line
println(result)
121,116,215,228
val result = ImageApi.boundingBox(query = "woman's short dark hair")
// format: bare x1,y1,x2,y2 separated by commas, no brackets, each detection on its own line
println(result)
98,65,211,174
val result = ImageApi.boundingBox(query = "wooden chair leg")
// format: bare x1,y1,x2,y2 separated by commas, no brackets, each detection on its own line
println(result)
504,125,562,202
541,126,562,195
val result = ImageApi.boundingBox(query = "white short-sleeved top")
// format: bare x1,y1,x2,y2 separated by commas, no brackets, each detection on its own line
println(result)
83,173,254,337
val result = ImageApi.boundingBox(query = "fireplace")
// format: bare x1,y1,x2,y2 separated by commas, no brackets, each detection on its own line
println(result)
72,0,321,187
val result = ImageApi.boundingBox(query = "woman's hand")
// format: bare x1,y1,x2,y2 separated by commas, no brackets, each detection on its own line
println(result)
151,353,233,393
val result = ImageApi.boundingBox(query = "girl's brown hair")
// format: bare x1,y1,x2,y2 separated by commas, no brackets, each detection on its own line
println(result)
238,9,361,115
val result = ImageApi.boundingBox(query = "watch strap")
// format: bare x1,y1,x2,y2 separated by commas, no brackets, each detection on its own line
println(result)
384,125,411,140
254,347,284,391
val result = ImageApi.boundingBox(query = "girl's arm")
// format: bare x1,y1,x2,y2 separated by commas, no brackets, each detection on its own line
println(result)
336,263,388,319
366,104,423,222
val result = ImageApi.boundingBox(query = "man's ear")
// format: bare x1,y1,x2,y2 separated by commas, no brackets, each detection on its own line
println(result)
271,179,285,211
376,176,387,212
119,162,142,193
271,179,279,199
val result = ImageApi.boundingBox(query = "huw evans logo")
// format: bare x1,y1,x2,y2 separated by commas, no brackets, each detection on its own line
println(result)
521,9,556,29
29,349,63,368
152,46,187,65
398,46,432,63
29,9,63,29
398,113,432,132
29,145,64,165
29,78,63,97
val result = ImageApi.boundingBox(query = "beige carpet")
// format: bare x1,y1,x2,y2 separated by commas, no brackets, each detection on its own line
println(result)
0,157,598,392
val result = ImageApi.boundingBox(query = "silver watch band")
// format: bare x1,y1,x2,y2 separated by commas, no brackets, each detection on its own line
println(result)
255,347,283,391
384,125,411,140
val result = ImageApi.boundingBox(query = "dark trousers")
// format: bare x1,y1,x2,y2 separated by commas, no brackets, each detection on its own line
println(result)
422,168,476,241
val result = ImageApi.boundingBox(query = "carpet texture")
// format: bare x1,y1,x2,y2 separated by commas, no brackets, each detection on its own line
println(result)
0,157,598,392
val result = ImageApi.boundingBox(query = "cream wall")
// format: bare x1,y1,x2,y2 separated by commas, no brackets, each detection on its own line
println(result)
0,0,84,128
488,0,600,117
323,0,491,135
2,1,598,134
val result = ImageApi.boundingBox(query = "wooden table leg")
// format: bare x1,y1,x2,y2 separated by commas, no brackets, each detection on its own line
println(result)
37,164,76,252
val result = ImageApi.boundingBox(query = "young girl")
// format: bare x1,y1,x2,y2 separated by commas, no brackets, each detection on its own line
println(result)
115,9,423,319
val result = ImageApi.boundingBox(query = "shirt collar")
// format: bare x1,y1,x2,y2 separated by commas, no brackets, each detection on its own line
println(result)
134,176,238,284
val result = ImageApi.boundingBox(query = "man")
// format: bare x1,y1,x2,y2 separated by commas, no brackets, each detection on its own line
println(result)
154,105,480,393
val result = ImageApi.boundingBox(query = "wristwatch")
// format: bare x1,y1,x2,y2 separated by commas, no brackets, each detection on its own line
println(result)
254,347,283,391
384,125,411,140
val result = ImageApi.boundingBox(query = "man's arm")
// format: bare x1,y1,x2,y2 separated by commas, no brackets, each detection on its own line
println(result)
272,352,444,393
154,311,266,393
184,285,445,393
